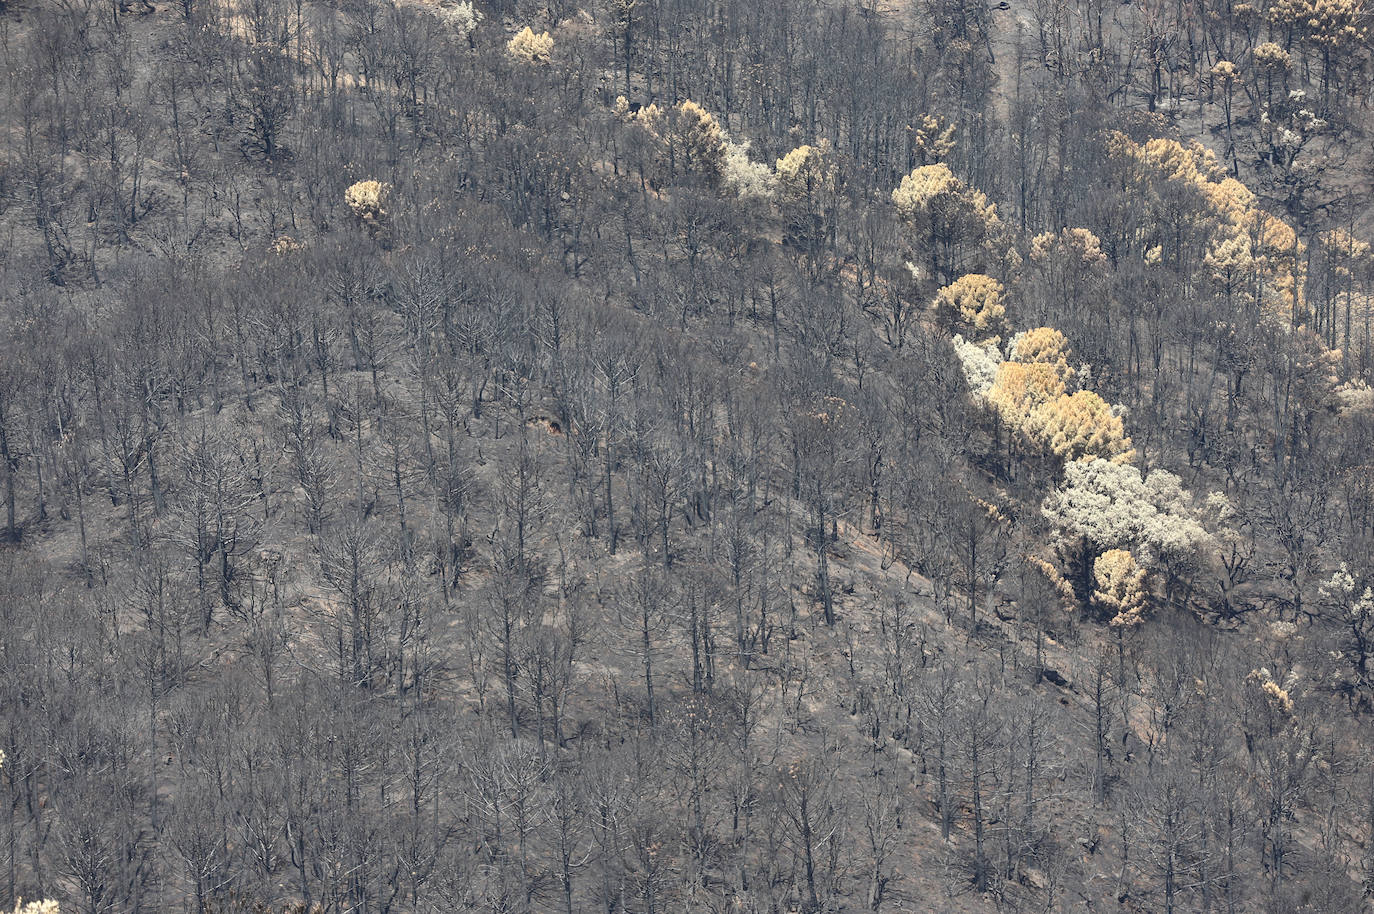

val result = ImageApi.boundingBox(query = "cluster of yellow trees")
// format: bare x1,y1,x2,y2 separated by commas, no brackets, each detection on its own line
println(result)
896,156,1220,628
493,21,1369,366
614,98,732,181
1108,133,1305,322
1267,0,1367,53
988,328,1134,465
338,92,845,244
612,97,841,220
1107,129,1374,374
944,301,1134,469
974,324,1158,625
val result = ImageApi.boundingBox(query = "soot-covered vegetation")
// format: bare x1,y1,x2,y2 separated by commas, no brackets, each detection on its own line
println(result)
2,0,1374,910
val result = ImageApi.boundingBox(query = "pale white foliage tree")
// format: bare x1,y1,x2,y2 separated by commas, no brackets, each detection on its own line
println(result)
1319,564,1374,690
435,0,482,39
1042,459,1210,557
1042,458,1212,601
721,138,776,200
950,334,1003,397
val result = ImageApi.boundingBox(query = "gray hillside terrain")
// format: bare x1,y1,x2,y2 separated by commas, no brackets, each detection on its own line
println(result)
0,0,1372,911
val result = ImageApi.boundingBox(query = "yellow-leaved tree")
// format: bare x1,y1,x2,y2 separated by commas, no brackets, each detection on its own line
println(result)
911,114,957,165
987,361,1066,428
345,180,389,238
1010,327,1075,383
1203,230,1255,301
1094,548,1148,628
1030,390,1135,464
1252,42,1292,109
1211,61,1241,173
1245,667,1297,722
775,142,836,250
1028,228,1108,336
507,26,554,64
1253,41,1292,71
613,98,670,188
774,143,835,203
667,100,727,180
932,273,1006,339
892,163,1001,284
1268,0,1366,92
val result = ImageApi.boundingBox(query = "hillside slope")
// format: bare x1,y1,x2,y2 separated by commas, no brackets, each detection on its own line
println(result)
0,0,1373,912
